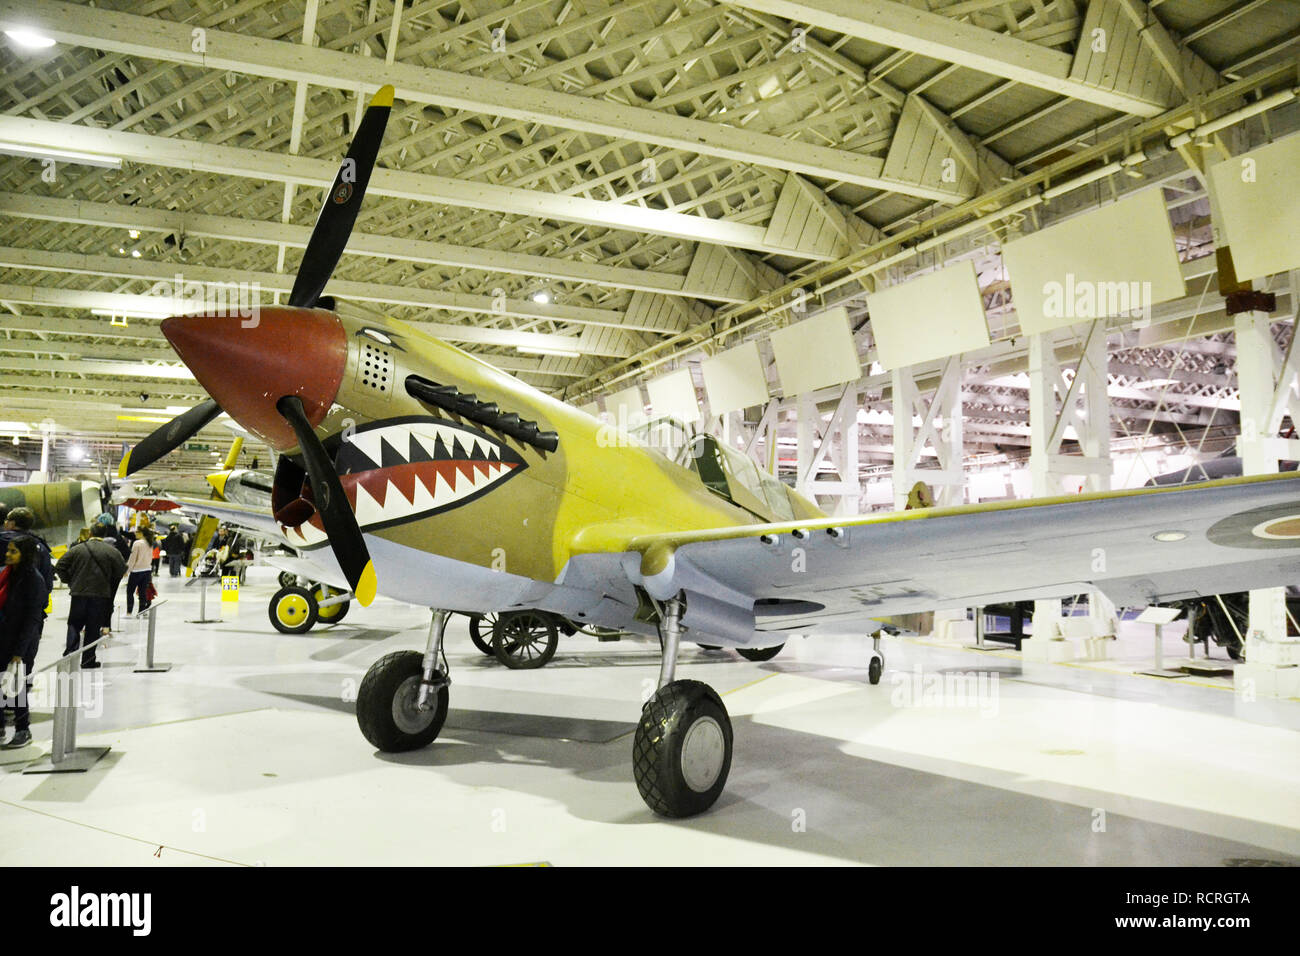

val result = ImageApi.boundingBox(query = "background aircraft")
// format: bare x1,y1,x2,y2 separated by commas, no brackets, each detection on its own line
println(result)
119,84,1300,818
0,478,102,549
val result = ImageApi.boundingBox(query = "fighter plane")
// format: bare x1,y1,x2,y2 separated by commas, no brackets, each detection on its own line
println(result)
0,478,102,550
119,84,1300,817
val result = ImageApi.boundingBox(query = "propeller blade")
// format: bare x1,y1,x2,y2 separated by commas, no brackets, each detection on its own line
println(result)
119,398,223,477
276,395,378,606
287,84,395,309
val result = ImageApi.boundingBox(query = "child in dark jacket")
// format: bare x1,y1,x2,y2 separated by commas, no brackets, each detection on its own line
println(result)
0,535,51,749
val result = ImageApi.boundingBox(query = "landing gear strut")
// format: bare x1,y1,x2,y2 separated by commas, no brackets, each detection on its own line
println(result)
356,609,451,752
869,631,884,685
633,594,733,818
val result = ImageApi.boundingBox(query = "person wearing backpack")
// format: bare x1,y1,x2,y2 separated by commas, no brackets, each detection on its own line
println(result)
54,525,125,669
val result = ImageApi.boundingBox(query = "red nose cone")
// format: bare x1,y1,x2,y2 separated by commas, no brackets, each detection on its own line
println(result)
162,307,347,451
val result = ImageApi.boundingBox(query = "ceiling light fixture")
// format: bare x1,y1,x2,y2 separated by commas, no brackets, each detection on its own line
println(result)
516,345,581,358
532,291,551,305
1152,530,1187,542
0,142,120,168
4,28,56,49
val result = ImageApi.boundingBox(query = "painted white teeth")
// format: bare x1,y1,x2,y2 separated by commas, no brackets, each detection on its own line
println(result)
286,423,520,545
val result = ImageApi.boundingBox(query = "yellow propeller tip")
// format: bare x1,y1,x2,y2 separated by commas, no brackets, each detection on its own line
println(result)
117,452,131,479
371,84,395,108
355,561,378,607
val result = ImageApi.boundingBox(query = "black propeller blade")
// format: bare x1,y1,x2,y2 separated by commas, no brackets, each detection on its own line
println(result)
276,395,377,606
119,398,222,477
288,85,395,309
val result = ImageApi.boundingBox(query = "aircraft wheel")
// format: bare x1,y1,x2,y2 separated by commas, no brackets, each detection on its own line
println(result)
277,570,298,589
737,643,784,662
468,613,498,656
268,585,317,634
633,679,732,818
313,585,350,625
1227,643,1244,662
356,651,448,752
868,656,883,685
492,610,558,669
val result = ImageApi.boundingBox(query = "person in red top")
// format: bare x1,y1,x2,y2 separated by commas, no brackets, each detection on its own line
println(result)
0,536,51,749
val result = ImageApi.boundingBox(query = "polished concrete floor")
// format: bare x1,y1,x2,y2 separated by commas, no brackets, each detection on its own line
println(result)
1,567,1296,866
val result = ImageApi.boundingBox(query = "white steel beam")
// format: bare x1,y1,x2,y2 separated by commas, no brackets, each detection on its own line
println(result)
726,0,1168,116
0,245,640,342
0,282,598,355
0,192,693,298
0,0,965,202
0,116,809,257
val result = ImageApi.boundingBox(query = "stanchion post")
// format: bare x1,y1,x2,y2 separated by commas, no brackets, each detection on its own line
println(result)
23,633,113,774
134,600,172,673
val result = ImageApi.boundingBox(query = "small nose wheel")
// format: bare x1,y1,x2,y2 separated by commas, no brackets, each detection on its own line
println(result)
868,631,885,685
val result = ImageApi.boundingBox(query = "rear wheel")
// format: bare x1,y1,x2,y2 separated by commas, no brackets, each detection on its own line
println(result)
269,585,317,634
737,643,784,662
492,610,559,669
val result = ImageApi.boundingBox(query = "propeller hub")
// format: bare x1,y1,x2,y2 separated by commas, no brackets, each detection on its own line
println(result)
162,308,347,451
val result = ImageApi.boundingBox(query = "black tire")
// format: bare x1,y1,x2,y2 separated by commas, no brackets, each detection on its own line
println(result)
268,585,317,634
737,643,784,662
633,679,733,818
356,651,448,752
492,610,559,669
468,613,498,656
1227,643,1244,661
277,570,298,589
313,584,350,625
868,656,883,685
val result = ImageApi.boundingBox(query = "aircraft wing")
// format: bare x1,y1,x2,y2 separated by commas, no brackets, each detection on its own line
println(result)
169,496,287,543
589,472,1300,645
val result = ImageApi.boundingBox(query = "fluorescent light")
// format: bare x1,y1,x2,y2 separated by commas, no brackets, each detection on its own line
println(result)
4,29,56,49
0,421,30,433
516,346,581,358
91,306,174,319
0,142,120,168
532,291,551,305
1152,530,1187,542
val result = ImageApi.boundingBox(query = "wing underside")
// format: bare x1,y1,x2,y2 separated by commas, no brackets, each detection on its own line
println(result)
571,473,1300,646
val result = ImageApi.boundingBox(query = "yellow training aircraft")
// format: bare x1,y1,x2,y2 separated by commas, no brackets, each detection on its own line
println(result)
120,85,1300,817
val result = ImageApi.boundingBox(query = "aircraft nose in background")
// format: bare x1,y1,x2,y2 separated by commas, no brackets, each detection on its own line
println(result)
162,307,348,451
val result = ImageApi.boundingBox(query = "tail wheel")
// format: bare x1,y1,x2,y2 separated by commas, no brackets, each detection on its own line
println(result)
356,650,448,752
492,610,559,669
468,613,498,656
269,585,317,634
313,584,350,625
737,643,784,662
633,680,732,818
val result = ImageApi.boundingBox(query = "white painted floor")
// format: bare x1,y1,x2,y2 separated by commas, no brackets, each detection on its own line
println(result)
1,567,1297,866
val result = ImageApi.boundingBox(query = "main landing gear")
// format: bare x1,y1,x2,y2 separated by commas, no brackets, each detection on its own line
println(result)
357,609,450,751
634,595,734,817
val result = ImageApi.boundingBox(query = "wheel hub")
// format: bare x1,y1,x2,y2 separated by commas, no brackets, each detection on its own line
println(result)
680,715,725,792
277,593,310,626
391,675,437,733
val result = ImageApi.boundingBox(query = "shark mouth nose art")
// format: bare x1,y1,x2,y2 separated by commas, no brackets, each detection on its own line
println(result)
274,416,526,547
